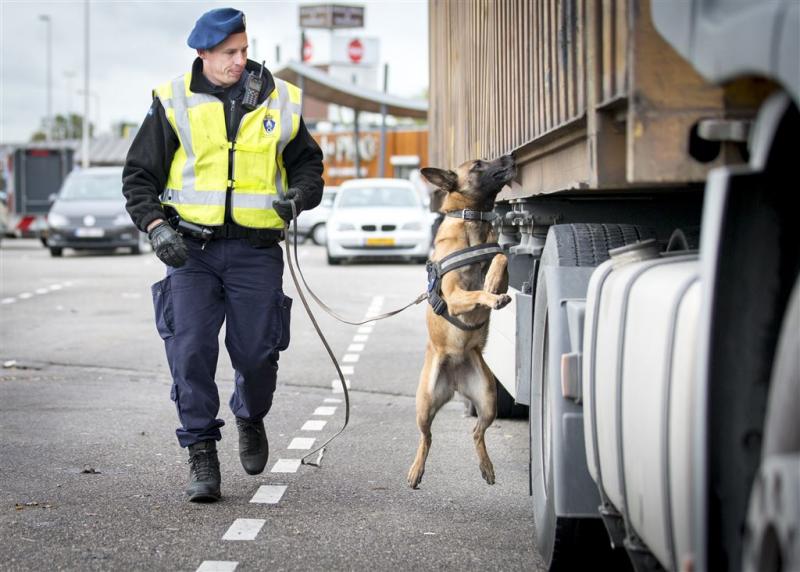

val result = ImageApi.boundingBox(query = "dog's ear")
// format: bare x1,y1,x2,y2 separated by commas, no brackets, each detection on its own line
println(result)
420,167,458,192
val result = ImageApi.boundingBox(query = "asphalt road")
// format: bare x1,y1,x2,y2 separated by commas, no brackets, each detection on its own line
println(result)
0,238,542,571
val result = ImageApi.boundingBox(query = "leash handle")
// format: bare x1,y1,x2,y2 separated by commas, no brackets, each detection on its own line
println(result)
281,201,350,466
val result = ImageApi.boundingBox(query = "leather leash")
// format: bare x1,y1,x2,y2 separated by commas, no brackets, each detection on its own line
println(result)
281,200,428,467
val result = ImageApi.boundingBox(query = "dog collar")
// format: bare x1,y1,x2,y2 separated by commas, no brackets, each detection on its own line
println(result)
445,209,498,223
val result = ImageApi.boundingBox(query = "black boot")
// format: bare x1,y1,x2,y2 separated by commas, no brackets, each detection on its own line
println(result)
236,417,269,475
186,440,221,502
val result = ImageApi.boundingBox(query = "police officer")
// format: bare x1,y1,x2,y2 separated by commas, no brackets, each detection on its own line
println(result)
122,7,323,502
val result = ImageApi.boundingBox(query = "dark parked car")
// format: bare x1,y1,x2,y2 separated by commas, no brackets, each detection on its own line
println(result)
45,166,149,257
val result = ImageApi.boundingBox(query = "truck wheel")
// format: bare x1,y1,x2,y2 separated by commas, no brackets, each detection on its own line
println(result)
743,276,800,572
311,223,327,246
531,223,651,570
49,247,63,257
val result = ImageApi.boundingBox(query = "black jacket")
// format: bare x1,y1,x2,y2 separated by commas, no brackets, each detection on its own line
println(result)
122,58,324,236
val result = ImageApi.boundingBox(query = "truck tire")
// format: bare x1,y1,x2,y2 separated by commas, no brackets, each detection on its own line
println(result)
532,223,651,570
742,276,800,572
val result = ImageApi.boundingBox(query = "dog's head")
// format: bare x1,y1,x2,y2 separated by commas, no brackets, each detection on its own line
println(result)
421,154,516,212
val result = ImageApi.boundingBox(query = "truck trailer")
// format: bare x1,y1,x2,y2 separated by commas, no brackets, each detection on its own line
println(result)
428,1,799,570
1,146,74,238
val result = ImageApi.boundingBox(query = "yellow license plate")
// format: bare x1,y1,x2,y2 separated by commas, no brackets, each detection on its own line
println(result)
366,237,395,247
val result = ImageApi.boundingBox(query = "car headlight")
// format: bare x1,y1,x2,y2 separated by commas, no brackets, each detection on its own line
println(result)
113,213,132,226
337,222,356,231
401,221,423,231
47,212,69,228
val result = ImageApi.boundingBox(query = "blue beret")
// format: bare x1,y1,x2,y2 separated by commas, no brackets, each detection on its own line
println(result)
187,8,246,50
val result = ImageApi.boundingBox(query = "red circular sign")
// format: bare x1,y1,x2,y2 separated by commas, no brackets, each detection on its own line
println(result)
348,38,363,64
303,39,313,62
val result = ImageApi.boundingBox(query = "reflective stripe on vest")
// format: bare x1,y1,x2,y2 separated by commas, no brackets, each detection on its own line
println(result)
153,72,302,228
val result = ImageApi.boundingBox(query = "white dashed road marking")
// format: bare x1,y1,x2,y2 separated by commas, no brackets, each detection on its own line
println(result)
324,398,342,403
288,437,316,450
301,420,327,431
196,561,239,572
357,326,373,334
331,378,351,392
250,485,287,504
313,406,337,416
340,365,355,375
352,334,368,342
2,282,74,305
271,458,301,473
342,354,359,363
222,519,265,541
347,343,365,352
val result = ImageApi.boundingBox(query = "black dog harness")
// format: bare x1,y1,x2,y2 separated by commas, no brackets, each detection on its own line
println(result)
426,209,503,331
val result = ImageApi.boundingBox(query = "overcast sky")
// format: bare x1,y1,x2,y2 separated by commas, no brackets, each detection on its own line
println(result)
0,0,429,144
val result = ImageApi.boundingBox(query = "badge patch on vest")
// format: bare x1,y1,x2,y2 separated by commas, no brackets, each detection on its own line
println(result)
263,117,276,134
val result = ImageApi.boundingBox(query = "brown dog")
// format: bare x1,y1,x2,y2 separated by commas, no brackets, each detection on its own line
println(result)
407,154,516,488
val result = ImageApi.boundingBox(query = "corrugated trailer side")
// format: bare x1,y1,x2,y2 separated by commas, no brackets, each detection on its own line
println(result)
428,0,753,195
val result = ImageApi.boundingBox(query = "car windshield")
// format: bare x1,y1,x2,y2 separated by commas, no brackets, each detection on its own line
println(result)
337,187,419,208
58,171,123,201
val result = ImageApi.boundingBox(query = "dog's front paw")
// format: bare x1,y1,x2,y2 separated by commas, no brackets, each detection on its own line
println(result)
493,294,511,310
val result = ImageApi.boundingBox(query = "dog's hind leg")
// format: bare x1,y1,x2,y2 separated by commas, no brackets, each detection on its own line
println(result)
408,346,452,489
461,349,498,485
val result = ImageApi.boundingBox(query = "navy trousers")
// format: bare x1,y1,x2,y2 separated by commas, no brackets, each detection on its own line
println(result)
151,237,292,447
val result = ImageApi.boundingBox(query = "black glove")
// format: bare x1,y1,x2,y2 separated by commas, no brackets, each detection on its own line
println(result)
148,221,188,268
273,188,305,223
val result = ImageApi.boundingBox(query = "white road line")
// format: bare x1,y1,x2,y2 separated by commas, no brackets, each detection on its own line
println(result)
196,561,239,572
18,293,33,299
288,437,316,450
347,343,365,352
342,354,360,363
372,296,385,304
301,420,327,431
250,485,287,504
48,284,63,291
313,406,337,416
222,519,265,541
324,398,342,403
340,365,355,375
1,298,15,305
35,288,49,295
357,326,373,334
271,458,301,473
331,378,351,392
352,334,368,342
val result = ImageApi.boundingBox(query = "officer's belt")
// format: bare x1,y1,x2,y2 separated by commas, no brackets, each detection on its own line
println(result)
211,224,282,242
175,219,282,245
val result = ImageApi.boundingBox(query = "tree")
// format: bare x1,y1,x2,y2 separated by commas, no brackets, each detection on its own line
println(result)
30,113,93,141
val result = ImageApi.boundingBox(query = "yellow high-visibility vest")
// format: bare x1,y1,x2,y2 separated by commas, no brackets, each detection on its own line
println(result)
153,72,302,228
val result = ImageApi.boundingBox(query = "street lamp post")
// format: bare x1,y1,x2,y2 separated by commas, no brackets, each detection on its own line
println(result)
39,14,52,140
81,1,90,168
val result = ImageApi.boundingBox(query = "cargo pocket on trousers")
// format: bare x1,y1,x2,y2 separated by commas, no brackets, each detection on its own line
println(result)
276,292,293,352
151,277,175,340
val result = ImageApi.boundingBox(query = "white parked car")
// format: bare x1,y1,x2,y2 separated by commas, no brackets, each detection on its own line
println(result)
325,178,432,265
292,186,337,245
